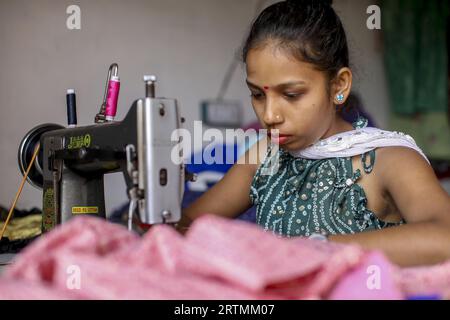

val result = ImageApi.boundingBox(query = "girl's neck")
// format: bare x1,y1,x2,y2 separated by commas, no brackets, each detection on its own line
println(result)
320,115,354,140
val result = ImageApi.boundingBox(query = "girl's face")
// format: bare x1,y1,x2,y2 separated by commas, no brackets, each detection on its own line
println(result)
246,43,350,151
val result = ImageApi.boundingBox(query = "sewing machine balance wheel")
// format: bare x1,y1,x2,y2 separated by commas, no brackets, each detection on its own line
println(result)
18,123,65,189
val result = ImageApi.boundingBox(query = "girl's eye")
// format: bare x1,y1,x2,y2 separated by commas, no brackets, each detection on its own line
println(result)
250,92,264,100
284,93,302,99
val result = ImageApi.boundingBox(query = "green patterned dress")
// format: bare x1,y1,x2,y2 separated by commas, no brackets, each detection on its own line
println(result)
250,120,404,238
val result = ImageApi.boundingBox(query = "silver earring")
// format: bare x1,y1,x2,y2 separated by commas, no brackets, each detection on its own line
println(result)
336,93,345,103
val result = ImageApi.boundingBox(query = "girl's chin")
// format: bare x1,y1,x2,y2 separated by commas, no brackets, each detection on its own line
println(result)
268,135,311,151
277,141,303,152
277,138,315,152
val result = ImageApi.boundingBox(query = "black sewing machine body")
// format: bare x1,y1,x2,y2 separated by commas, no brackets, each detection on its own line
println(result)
20,96,184,233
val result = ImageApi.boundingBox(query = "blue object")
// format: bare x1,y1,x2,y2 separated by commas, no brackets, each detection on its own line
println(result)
407,294,442,300
184,143,238,192
184,143,256,223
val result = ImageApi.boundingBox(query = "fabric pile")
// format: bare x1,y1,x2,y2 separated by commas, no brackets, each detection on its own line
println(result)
0,214,42,241
0,215,448,300
0,213,42,254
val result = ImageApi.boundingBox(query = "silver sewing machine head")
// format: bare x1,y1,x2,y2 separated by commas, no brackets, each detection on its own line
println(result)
133,75,185,225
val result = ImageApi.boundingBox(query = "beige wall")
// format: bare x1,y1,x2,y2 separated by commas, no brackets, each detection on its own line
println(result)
0,0,390,212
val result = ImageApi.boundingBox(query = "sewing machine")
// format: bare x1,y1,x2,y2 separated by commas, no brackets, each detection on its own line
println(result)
18,72,190,233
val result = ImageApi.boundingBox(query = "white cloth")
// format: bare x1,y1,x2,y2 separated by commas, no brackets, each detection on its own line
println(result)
288,127,429,164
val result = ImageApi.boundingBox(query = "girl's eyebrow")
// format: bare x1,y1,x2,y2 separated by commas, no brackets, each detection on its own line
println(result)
246,80,261,89
246,80,307,90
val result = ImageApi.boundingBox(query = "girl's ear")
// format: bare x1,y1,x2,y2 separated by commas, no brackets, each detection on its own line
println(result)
332,67,353,105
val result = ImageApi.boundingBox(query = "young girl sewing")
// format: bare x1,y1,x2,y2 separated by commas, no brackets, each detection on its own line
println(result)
177,0,450,267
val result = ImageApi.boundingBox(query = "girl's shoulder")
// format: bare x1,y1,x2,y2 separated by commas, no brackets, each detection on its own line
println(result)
375,146,431,177
371,145,450,223
373,145,437,194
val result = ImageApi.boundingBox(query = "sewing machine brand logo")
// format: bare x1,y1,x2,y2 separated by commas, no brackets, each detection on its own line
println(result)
67,134,92,149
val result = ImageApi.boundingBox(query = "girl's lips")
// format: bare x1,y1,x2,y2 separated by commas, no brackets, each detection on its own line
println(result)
268,133,293,145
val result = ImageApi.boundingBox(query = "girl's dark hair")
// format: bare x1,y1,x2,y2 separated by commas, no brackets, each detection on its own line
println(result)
242,0,349,82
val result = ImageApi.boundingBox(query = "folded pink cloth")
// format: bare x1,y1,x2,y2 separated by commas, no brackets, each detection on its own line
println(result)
181,215,364,298
0,215,449,300
328,251,404,300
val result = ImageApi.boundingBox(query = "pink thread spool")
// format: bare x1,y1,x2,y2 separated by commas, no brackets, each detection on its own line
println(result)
105,75,120,121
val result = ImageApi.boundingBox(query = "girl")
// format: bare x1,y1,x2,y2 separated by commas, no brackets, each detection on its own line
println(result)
177,0,450,267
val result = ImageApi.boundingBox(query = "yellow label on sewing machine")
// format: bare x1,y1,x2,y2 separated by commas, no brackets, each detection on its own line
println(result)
72,206,99,214
67,134,92,149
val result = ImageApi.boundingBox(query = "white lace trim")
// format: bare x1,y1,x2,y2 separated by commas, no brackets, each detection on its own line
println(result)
288,127,429,163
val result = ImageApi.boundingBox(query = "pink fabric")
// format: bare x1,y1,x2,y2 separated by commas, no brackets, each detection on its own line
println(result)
328,251,404,300
0,279,82,300
395,261,450,299
0,215,449,299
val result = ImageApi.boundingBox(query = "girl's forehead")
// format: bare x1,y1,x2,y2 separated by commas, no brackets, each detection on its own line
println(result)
246,47,323,86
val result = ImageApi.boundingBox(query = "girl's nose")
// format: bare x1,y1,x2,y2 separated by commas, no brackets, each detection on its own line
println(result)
263,100,283,125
